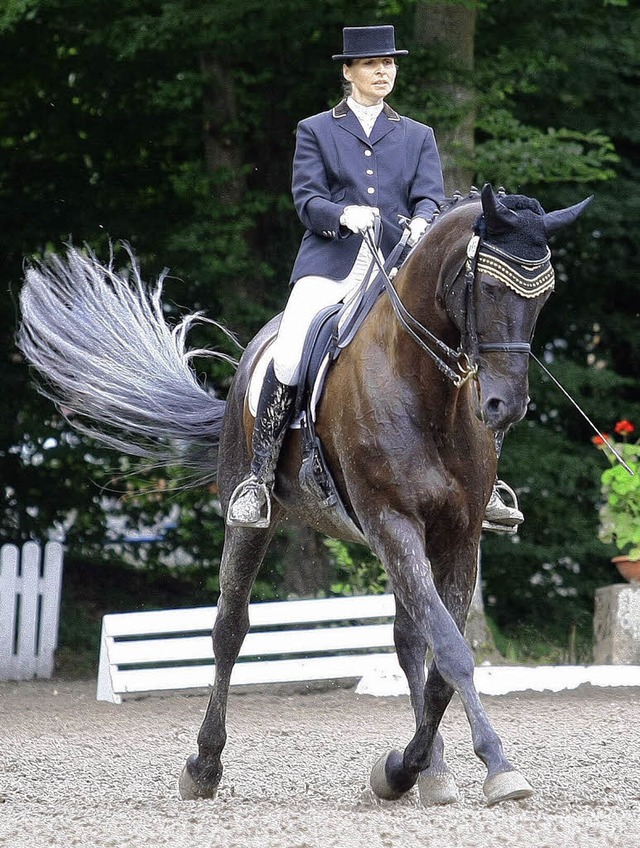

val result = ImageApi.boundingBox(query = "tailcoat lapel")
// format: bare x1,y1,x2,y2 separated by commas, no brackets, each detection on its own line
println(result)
332,99,400,145
333,102,369,144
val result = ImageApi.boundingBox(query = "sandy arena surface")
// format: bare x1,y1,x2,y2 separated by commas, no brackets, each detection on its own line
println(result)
0,679,639,848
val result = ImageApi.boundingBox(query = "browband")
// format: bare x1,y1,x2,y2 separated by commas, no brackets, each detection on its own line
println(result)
477,243,555,298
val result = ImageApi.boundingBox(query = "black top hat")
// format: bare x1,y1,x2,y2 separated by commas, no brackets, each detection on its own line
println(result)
332,26,408,61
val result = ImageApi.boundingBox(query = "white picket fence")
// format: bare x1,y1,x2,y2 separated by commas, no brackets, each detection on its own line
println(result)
97,593,399,703
0,541,64,680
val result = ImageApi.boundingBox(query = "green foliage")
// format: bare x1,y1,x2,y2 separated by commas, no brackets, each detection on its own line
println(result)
598,437,640,559
481,362,640,644
476,120,617,186
324,539,387,596
488,617,592,666
473,15,623,187
0,0,38,32
471,0,640,648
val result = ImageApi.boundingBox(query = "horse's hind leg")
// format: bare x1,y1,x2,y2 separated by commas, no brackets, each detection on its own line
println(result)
178,514,282,800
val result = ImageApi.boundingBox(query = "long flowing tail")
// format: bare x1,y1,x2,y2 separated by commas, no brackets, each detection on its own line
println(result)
18,244,235,481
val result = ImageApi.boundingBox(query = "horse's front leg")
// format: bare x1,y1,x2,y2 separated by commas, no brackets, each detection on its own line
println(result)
367,513,533,806
429,552,534,805
390,599,459,805
178,515,282,800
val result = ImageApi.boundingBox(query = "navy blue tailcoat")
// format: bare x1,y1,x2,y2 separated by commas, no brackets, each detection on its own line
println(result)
289,99,445,284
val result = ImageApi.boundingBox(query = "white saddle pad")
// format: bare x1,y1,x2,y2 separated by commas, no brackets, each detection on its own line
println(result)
247,340,276,417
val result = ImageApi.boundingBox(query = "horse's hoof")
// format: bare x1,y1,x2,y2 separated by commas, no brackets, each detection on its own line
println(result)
370,750,413,801
483,770,534,806
417,771,460,806
177,755,219,801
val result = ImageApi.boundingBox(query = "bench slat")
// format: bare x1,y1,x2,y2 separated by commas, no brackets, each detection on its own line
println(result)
97,594,398,703
102,594,395,638
111,651,402,695
108,622,395,666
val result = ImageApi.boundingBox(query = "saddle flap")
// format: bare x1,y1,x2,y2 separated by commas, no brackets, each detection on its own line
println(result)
246,304,341,423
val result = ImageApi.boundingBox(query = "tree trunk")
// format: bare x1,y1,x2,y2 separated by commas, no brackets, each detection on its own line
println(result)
414,2,477,194
199,53,258,311
413,3,496,659
200,53,244,205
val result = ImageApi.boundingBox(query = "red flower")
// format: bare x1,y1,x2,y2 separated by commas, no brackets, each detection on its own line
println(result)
614,419,635,437
592,434,610,447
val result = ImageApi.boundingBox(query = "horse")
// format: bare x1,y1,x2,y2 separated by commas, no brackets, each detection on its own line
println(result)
17,184,591,807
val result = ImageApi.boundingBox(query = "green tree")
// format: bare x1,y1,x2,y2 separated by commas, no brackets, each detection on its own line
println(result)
1,0,639,657
475,0,640,650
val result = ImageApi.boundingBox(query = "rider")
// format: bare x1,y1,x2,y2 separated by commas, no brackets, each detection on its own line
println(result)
226,25,523,533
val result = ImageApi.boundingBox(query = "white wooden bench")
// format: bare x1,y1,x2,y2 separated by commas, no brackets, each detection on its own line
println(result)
97,594,400,703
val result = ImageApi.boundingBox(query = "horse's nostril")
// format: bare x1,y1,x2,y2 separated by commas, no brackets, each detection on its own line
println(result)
482,394,527,430
485,397,504,415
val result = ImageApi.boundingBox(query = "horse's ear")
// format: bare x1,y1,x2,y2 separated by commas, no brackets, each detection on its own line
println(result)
543,196,593,236
481,183,518,233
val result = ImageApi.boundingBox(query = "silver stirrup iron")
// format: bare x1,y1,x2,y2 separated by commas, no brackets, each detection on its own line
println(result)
227,478,272,528
482,480,523,535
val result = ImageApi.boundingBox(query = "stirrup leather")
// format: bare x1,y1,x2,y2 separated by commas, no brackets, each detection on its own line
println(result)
482,480,523,535
226,477,272,528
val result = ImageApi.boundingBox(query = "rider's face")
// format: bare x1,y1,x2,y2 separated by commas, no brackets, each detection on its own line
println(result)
343,57,397,106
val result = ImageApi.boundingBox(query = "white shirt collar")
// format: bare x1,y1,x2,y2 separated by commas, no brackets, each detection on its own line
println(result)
347,96,384,137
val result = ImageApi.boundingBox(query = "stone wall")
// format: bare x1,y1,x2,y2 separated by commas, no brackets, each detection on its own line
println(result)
594,584,640,664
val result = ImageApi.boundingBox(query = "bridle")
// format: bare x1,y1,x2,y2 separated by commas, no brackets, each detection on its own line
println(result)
460,234,555,363
361,220,555,388
361,226,475,386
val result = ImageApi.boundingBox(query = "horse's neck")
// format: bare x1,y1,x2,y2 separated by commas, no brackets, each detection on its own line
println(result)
369,233,469,426
389,251,459,367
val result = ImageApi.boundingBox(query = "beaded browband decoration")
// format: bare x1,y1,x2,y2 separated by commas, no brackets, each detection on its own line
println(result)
477,243,555,298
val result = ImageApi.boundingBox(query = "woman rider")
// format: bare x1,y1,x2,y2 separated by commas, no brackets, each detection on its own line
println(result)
227,25,523,533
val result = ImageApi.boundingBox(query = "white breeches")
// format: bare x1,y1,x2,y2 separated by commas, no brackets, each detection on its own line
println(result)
271,241,380,385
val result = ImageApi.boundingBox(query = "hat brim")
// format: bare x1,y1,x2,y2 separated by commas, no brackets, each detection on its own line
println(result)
332,49,408,61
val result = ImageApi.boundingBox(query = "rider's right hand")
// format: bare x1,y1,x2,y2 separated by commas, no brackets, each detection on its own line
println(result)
340,205,380,234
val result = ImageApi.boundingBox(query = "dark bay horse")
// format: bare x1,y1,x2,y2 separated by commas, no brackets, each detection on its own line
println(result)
18,184,590,807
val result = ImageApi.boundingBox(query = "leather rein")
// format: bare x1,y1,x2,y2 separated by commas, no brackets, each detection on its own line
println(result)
362,223,554,388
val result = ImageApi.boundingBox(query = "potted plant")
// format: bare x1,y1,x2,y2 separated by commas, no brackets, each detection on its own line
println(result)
593,419,640,583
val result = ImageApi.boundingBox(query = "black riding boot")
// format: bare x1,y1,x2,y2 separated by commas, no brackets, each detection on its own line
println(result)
226,361,296,528
482,431,524,534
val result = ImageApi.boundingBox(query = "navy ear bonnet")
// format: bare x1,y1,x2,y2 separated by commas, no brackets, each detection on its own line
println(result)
475,195,549,260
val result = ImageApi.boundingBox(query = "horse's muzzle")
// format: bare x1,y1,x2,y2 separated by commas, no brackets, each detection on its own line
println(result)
477,379,530,431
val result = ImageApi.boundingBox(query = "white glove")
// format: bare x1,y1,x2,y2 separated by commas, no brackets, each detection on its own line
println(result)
407,216,429,247
340,205,379,234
